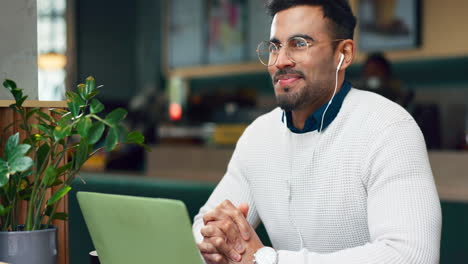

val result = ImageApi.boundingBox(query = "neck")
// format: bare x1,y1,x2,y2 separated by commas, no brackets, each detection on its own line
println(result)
291,75,345,130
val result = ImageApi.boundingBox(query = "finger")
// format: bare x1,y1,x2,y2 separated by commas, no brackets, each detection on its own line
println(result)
238,203,249,218
204,200,251,241
201,224,224,238
210,236,241,262
198,241,218,254
219,203,251,241
214,220,244,253
202,253,228,264
203,210,225,225
203,200,237,224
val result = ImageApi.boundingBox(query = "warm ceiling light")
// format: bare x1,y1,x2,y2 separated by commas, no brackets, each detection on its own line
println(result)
38,52,67,70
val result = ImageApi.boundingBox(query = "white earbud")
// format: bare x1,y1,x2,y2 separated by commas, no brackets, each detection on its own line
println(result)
337,53,345,71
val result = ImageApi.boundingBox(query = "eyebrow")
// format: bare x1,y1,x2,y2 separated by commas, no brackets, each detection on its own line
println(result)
269,34,315,43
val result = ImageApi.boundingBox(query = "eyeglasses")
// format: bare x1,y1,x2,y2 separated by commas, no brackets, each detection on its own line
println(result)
256,37,344,66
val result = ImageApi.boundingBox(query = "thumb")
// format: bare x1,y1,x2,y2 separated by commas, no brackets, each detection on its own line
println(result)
238,203,249,218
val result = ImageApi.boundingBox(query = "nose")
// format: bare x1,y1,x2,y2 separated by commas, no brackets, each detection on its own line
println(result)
274,47,295,69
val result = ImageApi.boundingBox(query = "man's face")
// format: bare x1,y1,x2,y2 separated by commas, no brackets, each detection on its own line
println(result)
268,5,337,111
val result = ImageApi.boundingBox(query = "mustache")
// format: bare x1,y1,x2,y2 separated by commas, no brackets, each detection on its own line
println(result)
273,69,305,82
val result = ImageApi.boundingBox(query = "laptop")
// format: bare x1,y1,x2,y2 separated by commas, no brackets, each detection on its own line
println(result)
77,191,204,264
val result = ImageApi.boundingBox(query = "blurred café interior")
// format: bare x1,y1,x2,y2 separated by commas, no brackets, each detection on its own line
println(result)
1,0,468,263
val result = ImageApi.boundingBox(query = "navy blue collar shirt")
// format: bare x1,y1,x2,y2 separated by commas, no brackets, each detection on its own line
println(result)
281,80,352,133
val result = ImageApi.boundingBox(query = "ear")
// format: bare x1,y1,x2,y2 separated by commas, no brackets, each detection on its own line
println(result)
337,39,355,71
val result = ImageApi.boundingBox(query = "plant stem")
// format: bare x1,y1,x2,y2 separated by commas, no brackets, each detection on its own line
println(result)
89,147,105,158
45,201,59,228
23,108,41,231
33,183,48,229
2,213,9,231
90,114,113,127
11,193,17,230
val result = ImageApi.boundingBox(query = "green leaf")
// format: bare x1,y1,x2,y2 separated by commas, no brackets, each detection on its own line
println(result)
33,133,47,142
3,79,17,90
105,127,119,151
0,168,9,187
47,185,71,206
26,107,40,120
45,205,54,216
75,139,90,169
77,117,92,138
90,99,104,114
42,166,58,187
10,156,33,173
126,131,145,144
53,125,72,141
56,162,72,176
51,212,68,221
66,91,85,117
77,84,87,101
18,95,28,107
67,101,80,117
85,76,96,95
0,205,12,217
9,104,22,114
35,124,53,137
87,123,105,144
0,158,7,170
57,113,72,129
50,108,67,116
36,143,50,172
85,90,100,100
7,144,31,164
5,133,20,160
36,110,53,122
105,108,127,125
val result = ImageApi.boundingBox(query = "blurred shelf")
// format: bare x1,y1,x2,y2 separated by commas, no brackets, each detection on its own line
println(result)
167,62,266,79
0,100,67,107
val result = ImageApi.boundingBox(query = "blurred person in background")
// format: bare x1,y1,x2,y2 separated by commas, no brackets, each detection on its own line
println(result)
360,52,413,109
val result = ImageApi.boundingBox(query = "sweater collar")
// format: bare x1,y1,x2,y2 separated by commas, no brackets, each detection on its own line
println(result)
281,81,351,133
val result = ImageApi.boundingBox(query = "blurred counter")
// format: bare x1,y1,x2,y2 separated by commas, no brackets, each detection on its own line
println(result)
146,145,468,201
429,151,468,202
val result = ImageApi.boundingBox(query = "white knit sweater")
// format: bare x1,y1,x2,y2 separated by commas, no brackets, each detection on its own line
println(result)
193,88,442,264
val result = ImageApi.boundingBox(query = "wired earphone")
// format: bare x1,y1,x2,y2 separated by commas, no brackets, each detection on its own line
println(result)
288,53,345,250
319,52,345,132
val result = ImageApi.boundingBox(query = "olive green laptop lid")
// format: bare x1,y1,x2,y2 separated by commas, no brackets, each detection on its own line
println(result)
77,191,204,264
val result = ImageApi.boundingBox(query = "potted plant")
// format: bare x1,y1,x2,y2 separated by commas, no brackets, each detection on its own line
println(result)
0,77,146,264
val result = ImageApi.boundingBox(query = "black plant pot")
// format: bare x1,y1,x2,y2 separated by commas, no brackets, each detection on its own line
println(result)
0,226,57,264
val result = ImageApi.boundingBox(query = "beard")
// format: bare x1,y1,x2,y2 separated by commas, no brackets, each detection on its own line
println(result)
275,79,330,111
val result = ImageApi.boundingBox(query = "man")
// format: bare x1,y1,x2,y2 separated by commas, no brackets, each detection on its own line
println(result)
193,1,441,263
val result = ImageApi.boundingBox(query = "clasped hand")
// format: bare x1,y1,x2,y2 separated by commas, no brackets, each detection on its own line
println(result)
198,200,263,264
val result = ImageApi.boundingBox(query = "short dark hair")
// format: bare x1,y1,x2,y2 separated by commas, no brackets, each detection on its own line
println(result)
266,0,357,41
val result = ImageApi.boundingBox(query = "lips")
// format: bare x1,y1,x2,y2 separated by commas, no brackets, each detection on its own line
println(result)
275,74,303,86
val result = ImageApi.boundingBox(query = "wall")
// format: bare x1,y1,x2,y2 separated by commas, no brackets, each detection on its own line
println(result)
76,0,162,103
0,0,38,100
350,0,468,62
76,0,137,102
